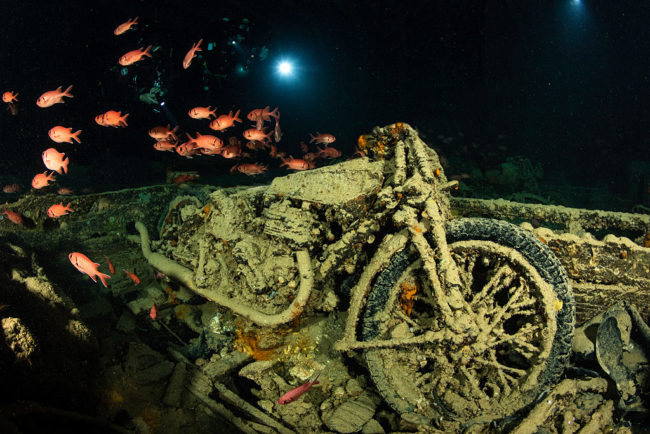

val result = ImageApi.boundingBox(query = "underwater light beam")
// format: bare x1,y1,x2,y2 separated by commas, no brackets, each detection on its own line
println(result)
277,60,294,77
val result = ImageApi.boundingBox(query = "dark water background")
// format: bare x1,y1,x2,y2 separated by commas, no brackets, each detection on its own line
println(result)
0,0,648,211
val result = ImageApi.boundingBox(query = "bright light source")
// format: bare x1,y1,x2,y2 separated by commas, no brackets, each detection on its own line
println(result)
277,60,293,76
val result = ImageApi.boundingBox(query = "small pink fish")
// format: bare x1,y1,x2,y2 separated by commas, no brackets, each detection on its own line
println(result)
114,16,139,36
278,374,320,405
309,132,336,144
183,39,203,69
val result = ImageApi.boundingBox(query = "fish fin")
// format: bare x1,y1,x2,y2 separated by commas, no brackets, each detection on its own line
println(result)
97,272,111,288
89,274,98,283
72,130,82,144
63,85,74,98
233,109,241,122
62,157,69,174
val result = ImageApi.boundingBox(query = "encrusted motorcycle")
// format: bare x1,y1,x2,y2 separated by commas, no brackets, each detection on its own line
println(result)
134,122,575,425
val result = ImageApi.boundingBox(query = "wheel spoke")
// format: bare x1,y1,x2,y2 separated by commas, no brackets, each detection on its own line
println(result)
470,265,513,307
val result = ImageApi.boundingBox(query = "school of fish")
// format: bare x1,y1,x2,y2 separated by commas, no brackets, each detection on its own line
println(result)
2,15,340,404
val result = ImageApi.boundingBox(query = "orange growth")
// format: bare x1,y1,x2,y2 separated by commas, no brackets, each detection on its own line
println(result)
399,282,418,316
234,330,278,361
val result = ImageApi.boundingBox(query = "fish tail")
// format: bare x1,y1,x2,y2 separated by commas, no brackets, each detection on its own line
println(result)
309,134,316,143
63,85,74,98
270,107,279,119
144,45,153,57
97,272,111,288
62,157,69,174
121,113,129,127
72,130,82,143
233,109,241,122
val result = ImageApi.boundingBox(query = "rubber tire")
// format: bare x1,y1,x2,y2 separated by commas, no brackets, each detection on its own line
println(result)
362,218,575,421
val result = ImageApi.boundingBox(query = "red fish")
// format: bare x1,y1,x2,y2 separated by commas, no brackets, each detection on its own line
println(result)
247,106,279,123
317,145,342,159
123,269,141,285
209,110,242,131
2,91,18,103
104,256,115,274
69,252,111,287
57,187,74,195
37,85,74,108
188,106,216,120
150,302,158,320
3,184,22,193
220,144,242,159
243,128,272,142
187,132,223,152
2,209,23,225
183,39,203,69
47,202,74,218
114,17,138,35
175,141,201,158
278,374,320,405
280,157,312,171
309,133,336,144
42,148,69,174
230,163,268,175
119,45,152,66
49,126,82,144
172,173,199,184
32,172,56,189
153,140,176,152
273,115,282,143
95,110,129,127
149,124,179,142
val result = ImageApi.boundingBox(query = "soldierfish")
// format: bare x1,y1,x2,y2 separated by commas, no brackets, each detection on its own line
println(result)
2,91,18,103
188,106,217,120
2,209,23,225
104,256,115,274
47,202,74,218
32,172,55,189
49,126,82,144
242,128,272,142
247,106,279,123
69,252,111,287
119,45,152,66
182,39,203,69
37,85,74,108
278,374,320,404
42,148,69,174
209,110,242,131
114,17,138,35
96,110,129,127
123,269,141,284
309,133,336,144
